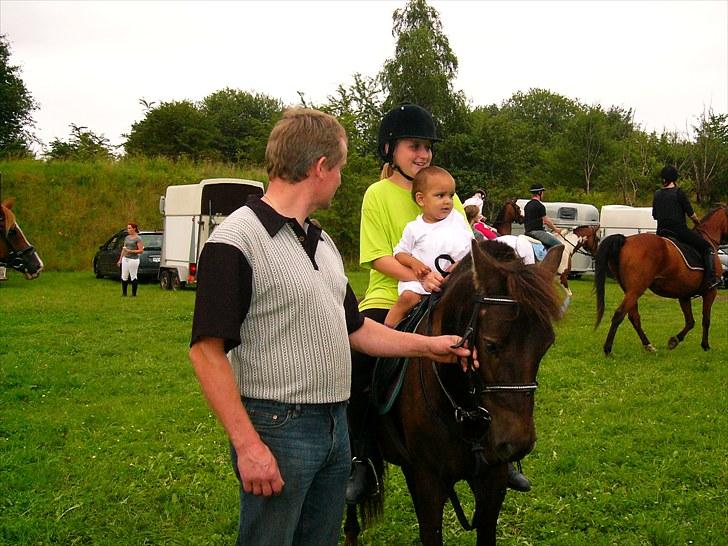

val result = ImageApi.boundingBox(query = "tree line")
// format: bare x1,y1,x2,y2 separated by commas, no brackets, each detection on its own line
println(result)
2,0,727,214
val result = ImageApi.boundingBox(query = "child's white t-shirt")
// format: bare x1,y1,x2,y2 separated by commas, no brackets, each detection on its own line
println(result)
394,209,473,295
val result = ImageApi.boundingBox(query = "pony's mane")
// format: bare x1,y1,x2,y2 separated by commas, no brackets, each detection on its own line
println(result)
701,204,728,223
446,240,562,329
492,199,516,226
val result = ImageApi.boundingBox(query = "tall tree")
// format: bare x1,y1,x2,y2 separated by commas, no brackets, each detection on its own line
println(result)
380,0,467,136
45,124,115,160
124,100,219,161
201,88,283,164
0,35,37,158
689,108,728,205
324,73,383,157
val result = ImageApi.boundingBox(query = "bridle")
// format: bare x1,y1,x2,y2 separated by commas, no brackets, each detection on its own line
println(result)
0,211,38,273
420,292,537,468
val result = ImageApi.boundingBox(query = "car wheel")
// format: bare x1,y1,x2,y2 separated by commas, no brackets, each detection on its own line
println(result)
159,270,173,290
94,259,103,279
171,272,186,291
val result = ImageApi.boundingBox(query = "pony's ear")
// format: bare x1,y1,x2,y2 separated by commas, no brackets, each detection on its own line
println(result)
2,198,15,210
470,240,502,292
538,245,565,276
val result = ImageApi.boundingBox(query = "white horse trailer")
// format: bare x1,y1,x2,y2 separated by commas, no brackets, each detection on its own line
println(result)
599,205,657,239
513,200,600,275
158,178,264,289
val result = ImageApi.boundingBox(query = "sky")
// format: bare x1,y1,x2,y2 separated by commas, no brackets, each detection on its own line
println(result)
1,0,727,154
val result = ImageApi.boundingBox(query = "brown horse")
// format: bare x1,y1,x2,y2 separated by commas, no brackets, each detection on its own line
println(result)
0,199,43,280
491,199,523,236
554,224,600,295
344,241,564,546
595,205,727,355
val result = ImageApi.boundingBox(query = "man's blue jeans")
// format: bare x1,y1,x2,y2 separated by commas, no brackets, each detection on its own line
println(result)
231,399,350,546
526,229,563,250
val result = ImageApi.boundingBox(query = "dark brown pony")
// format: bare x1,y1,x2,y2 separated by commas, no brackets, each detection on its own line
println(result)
344,241,564,546
595,205,728,355
491,199,523,236
0,199,43,280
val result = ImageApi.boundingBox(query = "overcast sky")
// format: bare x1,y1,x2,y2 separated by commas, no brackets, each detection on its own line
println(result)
2,0,726,153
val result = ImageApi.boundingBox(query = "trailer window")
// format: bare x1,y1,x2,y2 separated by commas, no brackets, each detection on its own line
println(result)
200,183,264,216
557,207,577,220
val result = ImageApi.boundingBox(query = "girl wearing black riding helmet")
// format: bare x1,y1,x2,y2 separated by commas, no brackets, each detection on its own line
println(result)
346,104,468,503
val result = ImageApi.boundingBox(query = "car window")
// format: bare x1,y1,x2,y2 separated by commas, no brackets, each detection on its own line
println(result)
141,233,163,250
113,234,127,250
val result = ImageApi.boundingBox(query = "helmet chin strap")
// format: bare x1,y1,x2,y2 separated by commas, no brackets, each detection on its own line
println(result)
393,164,415,182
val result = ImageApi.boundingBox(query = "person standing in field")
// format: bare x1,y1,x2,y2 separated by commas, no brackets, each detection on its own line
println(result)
188,107,473,546
116,222,143,297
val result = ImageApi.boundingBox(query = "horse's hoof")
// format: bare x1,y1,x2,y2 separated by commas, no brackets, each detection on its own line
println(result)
667,337,679,350
644,344,657,353
702,344,710,351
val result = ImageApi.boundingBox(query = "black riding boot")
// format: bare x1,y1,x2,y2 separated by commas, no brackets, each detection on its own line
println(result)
121,280,128,296
703,250,720,290
507,461,531,492
131,279,138,297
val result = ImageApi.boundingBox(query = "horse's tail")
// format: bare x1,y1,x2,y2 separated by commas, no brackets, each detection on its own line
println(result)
350,451,385,532
594,234,625,327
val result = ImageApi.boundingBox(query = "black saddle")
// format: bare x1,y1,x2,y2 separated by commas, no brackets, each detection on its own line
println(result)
371,296,436,415
659,234,704,270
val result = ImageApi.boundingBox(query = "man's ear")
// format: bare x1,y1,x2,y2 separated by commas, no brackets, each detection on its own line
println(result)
312,156,327,178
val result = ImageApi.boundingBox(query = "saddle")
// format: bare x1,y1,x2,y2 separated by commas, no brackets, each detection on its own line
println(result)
660,235,704,270
371,295,436,415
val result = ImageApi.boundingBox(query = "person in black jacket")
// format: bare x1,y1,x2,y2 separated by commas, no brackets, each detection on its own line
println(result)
652,165,720,290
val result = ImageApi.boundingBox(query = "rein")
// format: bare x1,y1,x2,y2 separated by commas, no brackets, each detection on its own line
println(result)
422,293,537,463
422,292,536,531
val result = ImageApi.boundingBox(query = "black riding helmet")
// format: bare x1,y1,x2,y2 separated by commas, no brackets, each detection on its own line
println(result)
377,104,440,164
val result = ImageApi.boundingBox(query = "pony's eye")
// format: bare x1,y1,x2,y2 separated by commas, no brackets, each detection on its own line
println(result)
482,340,498,354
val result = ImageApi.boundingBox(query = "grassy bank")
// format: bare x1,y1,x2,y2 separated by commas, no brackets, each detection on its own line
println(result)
1,273,727,544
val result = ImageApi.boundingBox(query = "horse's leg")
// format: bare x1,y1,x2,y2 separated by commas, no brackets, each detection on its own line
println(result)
402,466,449,546
625,302,656,353
604,289,649,355
342,503,360,546
668,298,695,350
468,465,507,546
700,291,717,351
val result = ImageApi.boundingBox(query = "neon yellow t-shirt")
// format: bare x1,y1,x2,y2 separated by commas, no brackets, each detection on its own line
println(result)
358,178,465,311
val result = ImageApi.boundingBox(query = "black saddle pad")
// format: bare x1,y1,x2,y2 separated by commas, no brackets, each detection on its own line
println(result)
371,296,434,415
661,236,704,270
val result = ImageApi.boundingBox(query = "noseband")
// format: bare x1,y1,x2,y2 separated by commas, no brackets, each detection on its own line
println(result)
0,215,38,273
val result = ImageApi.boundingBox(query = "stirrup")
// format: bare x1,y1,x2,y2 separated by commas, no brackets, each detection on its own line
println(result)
351,457,380,495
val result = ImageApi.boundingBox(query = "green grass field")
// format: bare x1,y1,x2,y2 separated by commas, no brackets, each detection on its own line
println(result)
1,272,726,545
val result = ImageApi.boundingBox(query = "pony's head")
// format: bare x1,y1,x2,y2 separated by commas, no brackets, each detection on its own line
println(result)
698,204,728,245
0,199,44,279
435,240,563,463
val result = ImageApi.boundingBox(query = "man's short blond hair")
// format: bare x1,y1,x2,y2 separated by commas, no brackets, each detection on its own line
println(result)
266,108,347,183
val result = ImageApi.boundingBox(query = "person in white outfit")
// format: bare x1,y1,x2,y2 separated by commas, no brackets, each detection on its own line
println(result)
116,222,144,297
385,166,473,327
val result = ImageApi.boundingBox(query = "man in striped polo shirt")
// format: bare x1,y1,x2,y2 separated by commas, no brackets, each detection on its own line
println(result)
189,108,473,546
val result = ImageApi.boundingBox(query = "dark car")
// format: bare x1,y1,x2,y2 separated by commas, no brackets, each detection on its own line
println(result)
93,230,163,281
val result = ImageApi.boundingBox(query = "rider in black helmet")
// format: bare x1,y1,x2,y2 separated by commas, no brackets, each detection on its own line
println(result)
652,165,720,290
347,104,529,503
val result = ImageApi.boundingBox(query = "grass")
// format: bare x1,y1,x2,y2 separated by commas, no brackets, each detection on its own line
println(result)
1,272,727,545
